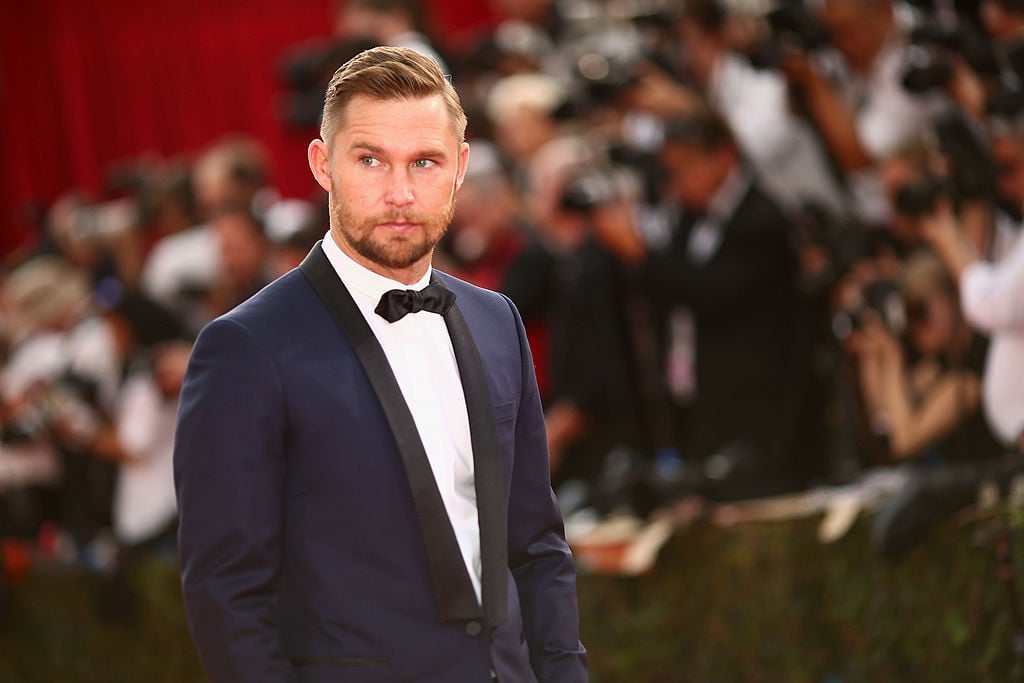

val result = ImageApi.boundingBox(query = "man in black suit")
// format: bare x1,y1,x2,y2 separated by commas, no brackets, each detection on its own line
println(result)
648,111,803,499
173,46,587,682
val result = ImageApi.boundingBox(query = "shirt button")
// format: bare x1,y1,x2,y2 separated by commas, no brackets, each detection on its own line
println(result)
465,620,483,637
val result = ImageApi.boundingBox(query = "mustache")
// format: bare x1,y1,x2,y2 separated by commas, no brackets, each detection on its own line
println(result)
363,210,432,225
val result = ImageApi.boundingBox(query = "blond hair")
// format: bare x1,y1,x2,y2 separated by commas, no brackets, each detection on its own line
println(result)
320,46,466,147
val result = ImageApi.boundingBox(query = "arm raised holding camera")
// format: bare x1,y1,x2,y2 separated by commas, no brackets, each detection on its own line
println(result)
921,202,1024,333
850,315,981,460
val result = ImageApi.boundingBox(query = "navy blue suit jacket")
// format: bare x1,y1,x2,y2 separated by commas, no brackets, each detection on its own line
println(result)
173,245,587,682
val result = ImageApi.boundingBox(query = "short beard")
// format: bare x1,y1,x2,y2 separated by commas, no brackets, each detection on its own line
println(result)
330,183,456,271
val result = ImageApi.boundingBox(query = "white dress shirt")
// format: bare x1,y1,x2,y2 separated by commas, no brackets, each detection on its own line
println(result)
708,52,849,219
114,372,179,545
140,225,220,308
321,233,482,602
960,231,1024,445
823,36,947,224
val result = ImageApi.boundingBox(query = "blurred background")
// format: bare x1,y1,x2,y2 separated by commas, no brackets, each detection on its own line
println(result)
3,0,1024,680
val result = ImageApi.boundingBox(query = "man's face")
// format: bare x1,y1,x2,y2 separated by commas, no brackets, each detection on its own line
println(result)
315,94,469,282
213,211,266,289
821,1,884,73
493,107,556,164
661,142,731,213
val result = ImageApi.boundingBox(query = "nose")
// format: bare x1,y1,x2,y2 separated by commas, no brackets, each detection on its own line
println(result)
384,167,414,207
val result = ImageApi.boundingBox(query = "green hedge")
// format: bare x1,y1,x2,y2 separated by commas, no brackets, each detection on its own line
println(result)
579,517,1019,682
1,514,1020,682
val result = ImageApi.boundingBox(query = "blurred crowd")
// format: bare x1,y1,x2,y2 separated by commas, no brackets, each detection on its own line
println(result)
4,0,1024,592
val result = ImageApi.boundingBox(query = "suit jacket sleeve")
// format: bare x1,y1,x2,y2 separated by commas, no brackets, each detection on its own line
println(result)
173,317,296,683
503,295,589,682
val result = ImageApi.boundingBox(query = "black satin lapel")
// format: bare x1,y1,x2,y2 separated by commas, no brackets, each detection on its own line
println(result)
299,244,482,623
435,275,509,629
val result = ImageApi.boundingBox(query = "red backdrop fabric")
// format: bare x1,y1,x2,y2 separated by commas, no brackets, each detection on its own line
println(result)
0,0,496,256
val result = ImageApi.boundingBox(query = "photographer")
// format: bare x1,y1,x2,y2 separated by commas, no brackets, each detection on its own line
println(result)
643,110,806,500
922,198,1024,450
845,250,1001,462
0,257,122,556
140,135,271,329
668,0,850,219
779,0,947,224
509,136,663,496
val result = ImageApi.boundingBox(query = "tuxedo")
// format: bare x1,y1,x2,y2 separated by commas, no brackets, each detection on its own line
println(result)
173,243,587,682
648,177,803,495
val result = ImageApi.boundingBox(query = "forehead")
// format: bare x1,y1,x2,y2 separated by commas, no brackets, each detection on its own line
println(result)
333,94,459,149
660,140,715,166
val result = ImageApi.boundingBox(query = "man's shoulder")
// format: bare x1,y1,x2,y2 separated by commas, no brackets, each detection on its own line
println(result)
211,268,319,338
435,270,513,311
435,271,525,340
731,183,790,232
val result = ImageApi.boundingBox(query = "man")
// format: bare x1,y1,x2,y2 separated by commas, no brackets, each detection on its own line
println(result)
633,0,849,220
646,111,807,498
922,185,1024,451
780,0,945,224
174,46,587,682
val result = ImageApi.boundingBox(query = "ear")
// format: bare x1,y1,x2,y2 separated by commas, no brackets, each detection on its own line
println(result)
308,138,332,193
454,142,471,192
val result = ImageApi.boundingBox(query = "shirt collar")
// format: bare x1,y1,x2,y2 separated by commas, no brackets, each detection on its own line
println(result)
705,165,751,225
320,230,432,304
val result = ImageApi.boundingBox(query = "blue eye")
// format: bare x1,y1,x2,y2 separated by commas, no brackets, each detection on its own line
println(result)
413,159,437,169
360,156,380,167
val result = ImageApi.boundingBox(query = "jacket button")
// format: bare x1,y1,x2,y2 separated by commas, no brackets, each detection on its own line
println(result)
465,621,483,637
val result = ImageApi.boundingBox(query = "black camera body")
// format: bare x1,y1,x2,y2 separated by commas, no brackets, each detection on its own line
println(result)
833,278,908,342
901,20,1001,95
746,2,829,70
894,173,948,219
934,108,1000,203
2,372,105,449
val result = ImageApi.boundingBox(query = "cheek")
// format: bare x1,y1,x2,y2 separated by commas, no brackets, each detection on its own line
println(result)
675,169,710,201
910,324,938,353
334,169,380,208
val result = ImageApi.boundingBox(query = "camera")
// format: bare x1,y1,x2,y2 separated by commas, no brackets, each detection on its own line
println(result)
933,108,999,202
559,0,681,106
745,1,830,71
65,198,138,245
276,37,376,129
558,164,637,213
889,107,1000,212
893,173,948,219
898,0,1001,96
900,21,1000,95
3,373,105,448
48,161,194,251
832,278,908,342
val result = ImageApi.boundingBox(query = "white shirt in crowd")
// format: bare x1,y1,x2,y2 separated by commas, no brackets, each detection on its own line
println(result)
0,318,121,492
824,35,946,224
960,230,1024,445
140,225,220,310
709,51,849,220
114,372,179,545
321,233,482,603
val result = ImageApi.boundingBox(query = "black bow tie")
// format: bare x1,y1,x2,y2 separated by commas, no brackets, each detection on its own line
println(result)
375,282,456,323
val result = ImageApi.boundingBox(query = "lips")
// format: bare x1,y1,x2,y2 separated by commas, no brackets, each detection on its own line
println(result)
377,221,419,233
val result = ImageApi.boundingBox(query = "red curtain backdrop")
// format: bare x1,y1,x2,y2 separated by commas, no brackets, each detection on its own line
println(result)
0,0,497,257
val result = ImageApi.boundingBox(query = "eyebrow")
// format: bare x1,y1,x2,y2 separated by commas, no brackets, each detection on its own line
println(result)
349,141,449,160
